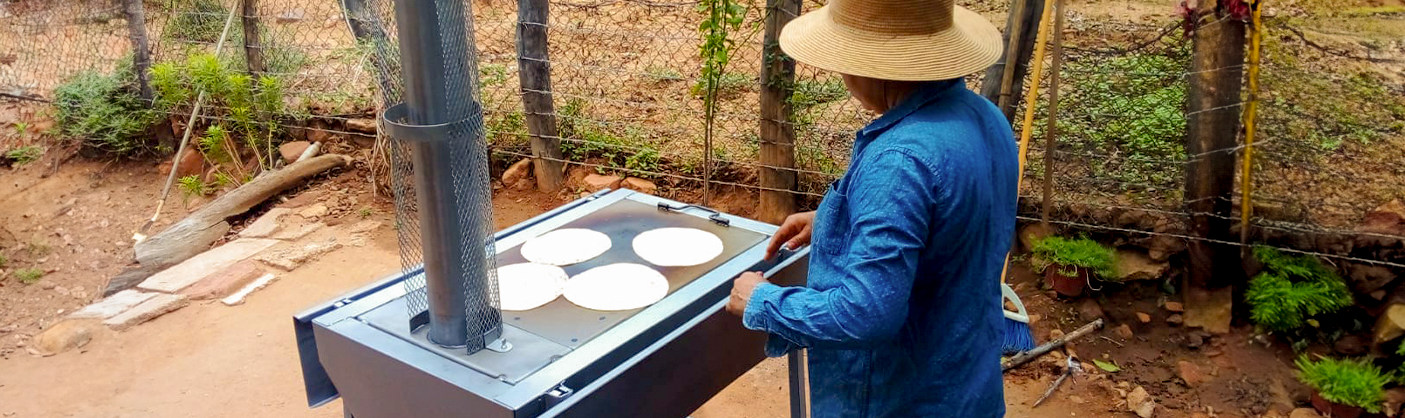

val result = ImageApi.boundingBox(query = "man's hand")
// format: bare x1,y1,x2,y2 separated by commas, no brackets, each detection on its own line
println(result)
766,211,816,259
727,271,768,317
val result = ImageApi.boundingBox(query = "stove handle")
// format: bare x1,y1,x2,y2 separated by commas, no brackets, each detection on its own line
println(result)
655,202,730,227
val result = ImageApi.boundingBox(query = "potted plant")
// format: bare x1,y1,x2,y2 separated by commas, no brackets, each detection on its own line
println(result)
1030,236,1116,298
1295,355,1390,418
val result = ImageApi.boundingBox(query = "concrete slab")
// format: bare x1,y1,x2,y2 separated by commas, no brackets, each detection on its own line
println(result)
137,238,280,293
181,260,268,300
239,208,292,238
103,294,189,331
69,290,158,319
272,222,324,240
255,240,342,271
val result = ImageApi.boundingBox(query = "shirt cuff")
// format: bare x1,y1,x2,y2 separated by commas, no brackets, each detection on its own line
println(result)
741,282,779,332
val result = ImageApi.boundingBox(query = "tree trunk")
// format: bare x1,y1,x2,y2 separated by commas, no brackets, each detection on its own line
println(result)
1183,13,1246,334
124,0,152,102
757,0,800,224
981,0,1045,122
516,0,565,192
242,0,265,75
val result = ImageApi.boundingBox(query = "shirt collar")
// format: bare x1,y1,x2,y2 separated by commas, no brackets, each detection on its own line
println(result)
858,79,964,138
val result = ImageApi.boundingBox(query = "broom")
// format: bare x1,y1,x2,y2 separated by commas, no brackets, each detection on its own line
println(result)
999,0,1063,355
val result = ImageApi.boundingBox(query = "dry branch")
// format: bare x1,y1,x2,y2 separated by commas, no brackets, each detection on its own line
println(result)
1002,318,1104,372
103,154,352,296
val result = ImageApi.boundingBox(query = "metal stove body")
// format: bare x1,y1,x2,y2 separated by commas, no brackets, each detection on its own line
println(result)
294,189,810,418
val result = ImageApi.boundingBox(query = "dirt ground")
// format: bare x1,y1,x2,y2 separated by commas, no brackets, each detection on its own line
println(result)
0,146,1302,418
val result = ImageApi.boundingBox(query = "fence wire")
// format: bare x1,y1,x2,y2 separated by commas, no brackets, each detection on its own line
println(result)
2,0,1402,277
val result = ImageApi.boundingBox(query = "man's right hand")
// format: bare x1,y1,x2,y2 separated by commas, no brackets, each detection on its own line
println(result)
766,211,816,260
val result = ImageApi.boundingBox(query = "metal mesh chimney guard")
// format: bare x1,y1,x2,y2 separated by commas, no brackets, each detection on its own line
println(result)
291,0,813,416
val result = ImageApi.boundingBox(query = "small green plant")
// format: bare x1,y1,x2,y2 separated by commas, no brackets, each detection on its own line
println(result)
12,121,30,136
479,63,510,87
165,0,230,43
1244,247,1353,333
24,243,50,257
53,63,163,156
14,268,43,284
178,174,209,201
152,53,288,169
1397,339,1405,356
1295,355,1389,413
4,145,42,166
359,207,374,218
1030,236,1117,279
0,254,7,268
645,66,684,82
789,78,848,110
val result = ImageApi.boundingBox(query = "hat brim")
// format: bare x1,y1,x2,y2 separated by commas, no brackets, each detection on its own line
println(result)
778,5,1003,81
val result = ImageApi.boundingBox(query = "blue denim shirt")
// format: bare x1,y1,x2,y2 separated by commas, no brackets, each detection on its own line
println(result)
742,79,1017,418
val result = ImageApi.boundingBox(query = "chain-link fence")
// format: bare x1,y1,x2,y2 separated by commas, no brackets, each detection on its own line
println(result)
3,0,1403,277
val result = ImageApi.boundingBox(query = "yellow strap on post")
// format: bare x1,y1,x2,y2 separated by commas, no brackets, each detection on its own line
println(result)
1240,0,1262,244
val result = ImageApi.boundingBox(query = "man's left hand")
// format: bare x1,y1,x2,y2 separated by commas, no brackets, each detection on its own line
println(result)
727,271,768,317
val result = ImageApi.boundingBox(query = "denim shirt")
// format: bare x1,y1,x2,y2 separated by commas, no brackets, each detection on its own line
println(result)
742,79,1017,418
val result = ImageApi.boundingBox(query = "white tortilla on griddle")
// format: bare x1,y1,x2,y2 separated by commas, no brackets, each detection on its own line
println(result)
496,263,569,311
520,228,611,266
631,227,724,267
563,263,669,311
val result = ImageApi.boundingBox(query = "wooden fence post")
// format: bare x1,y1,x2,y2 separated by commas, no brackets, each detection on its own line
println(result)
516,0,565,192
757,0,800,224
981,0,1045,122
1183,10,1246,334
242,0,265,75
124,0,152,102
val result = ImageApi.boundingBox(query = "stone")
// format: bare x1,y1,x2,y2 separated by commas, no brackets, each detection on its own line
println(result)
279,141,312,164
1114,324,1134,339
1333,334,1368,356
298,203,329,219
583,174,624,192
307,125,332,143
1069,395,1085,404
1165,301,1185,312
1079,299,1105,320
1347,263,1397,295
221,273,278,306
1137,312,1152,323
344,118,377,133
1383,387,1405,417
137,238,281,293
103,294,188,331
33,319,95,356
1358,199,1405,236
272,222,324,240
622,177,658,194
348,220,382,234
1116,249,1170,281
1185,330,1209,349
1127,386,1156,418
1145,235,1186,262
239,208,291,238
158,148,203,178
1019,222,1054,253
1167,314,1185,326
70,290,159,319
502,158,533,187
1048,329,1065,340
255,240,343,270
1289,408,1322,418
1379,304,1405,345
275,8,306,24
1177,360,1207,387
181,260,267,300
1027,313,1042,324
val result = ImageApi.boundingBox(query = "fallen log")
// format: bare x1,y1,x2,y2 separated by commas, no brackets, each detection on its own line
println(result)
103,154,352,296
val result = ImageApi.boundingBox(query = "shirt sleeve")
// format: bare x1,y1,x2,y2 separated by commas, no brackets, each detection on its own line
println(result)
742,149,940,352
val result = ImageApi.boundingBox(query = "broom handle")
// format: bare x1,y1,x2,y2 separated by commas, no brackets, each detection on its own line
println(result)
1000,0,1058,285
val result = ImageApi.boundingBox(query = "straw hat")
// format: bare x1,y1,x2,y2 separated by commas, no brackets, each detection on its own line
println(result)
779,0,1003,81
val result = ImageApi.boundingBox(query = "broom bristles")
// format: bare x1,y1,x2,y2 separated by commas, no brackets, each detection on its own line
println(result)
1002,318,1035,355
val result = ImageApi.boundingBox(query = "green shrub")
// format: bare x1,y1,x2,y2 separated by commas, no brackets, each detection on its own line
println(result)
4,145,42,166
1245,247,1353,333
52,66,162,156
788,78,848,111
166,0,230,43
14,268,43,284
178,174,209,201
1295,355,1389,412
152,53,288,168
1030,236,1117,279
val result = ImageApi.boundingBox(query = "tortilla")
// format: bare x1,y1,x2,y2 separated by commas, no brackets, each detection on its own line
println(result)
520,228,611,266
563,263,669,311
631,227,724,267
495,263,569,311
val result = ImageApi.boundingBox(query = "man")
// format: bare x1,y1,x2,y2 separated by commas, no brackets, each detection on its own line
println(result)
725,0,1016,416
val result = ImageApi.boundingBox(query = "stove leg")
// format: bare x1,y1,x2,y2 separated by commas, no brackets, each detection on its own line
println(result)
343,407,353,418
787,349,810,418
